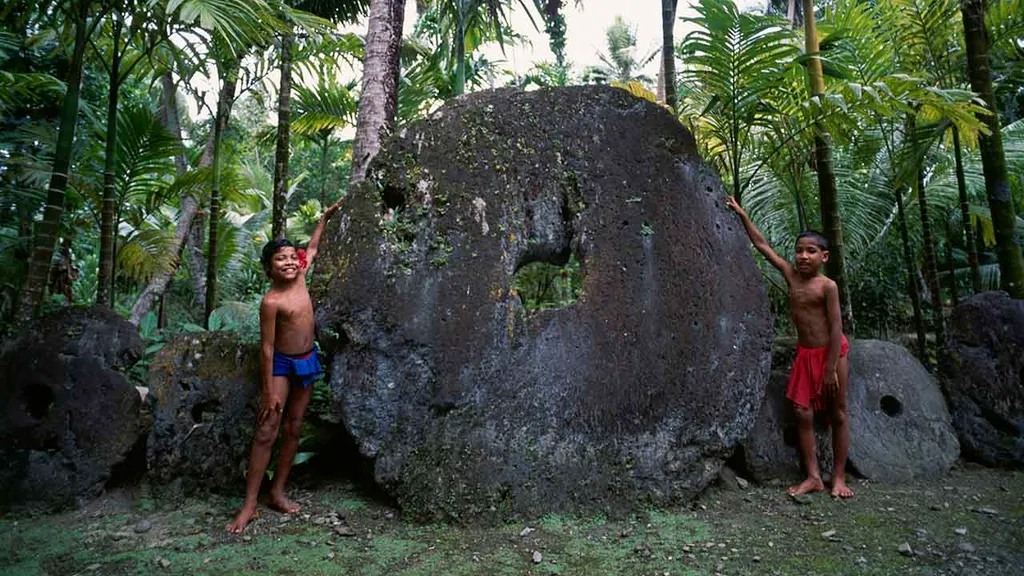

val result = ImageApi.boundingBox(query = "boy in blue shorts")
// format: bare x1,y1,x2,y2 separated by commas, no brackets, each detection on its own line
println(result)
227,198,343,533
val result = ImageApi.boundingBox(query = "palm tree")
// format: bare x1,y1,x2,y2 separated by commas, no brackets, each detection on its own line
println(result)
586,16,658,85
677,0,798,204
661,0,678,112
960,0,1024,298
291,78,359,205
270,0,367,240
801,0,853,331
349,0,406,186
18,1,107,321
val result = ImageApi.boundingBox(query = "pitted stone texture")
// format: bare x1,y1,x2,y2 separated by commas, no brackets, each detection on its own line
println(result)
146,333,260,493
314,86,773,520
741,339,958,483
942,292,1024,468
0,307,143,510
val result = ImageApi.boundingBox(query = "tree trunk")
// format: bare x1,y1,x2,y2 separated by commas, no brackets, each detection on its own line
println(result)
97,12,123,306
129,72,234,326
916,163,946,347
661,0,678,112
349,0,406,186
895,187,928,362
204,63,237,326
960,0,1024,298
951,125,983,293
453,1,467,97
271,29,294,240
946,243,960,307
802,0,853,332
319,136,330,207
18,5,89,321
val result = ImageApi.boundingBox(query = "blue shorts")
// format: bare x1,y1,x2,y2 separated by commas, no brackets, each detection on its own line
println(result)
272,346,323,388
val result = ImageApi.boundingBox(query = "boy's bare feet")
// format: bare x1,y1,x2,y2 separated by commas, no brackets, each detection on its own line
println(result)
787,476,825,496
226,504,259,533
831,478,855,499
267,493,301,514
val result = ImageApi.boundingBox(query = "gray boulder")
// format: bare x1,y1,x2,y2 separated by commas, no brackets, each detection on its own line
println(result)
146,333,260,493
313,86,773,520
846,339,959,482
742,339,958,483
942,291,1024,467
0,307,143,510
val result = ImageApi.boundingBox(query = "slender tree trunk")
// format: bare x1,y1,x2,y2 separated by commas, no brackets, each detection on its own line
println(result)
915,162,946,346
951,125,983,293
18,5,89,321
960,0,1024,298
661,0,678,112
97,13,123,306
129,72,234,326
946,243,960,307
271,29,294,240
350,0,406,186
895,188,928,361
453,1,467,97
319,137,330,207
802,0,853,332
204,63,237,325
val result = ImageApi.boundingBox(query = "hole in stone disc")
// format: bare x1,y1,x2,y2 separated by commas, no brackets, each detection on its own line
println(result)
880,395,902,417
191,400,221,424
513,254,583,313
24,384,55,420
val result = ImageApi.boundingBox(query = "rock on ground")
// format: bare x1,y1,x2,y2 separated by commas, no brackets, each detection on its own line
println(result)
0,307,143,510
146,333,260,493
846,339,958,482
942,291,1024,467
313,86,773,519
742,339,958,483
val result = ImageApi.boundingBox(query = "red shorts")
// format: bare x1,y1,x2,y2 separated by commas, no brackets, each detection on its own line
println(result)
786,334,849,412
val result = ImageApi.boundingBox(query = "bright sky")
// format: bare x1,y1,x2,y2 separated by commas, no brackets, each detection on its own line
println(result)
187,0,767,121
471,0,766,82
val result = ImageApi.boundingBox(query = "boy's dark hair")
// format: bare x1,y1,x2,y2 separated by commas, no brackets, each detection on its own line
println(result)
796,230,829,251
261,238,295,273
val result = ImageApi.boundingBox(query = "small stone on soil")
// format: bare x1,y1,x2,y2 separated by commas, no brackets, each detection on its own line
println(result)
520,527,534,537
736,477,749,489
898,542,913,557
959,542,976,553
532,550,543,564
955,528,967,535
134,519,152,533
334,526,356,537
86,564,101,571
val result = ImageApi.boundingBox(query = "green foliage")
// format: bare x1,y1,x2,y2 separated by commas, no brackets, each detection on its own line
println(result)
513,255,583,312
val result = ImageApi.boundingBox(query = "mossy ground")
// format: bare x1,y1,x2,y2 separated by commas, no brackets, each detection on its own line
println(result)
1,466,1021,575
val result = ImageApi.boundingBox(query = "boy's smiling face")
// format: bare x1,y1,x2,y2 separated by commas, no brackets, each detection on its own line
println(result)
267,246,301,282
794,237,829,277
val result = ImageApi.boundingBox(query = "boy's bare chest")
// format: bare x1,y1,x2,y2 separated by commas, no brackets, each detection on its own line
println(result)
789,283,825,309
275,291,314,323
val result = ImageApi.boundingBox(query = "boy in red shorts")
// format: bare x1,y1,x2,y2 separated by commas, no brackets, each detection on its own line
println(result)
727,197,853,499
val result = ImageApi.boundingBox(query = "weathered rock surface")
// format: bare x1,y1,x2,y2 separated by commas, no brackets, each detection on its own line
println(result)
742,339,958,483
0,307,143,509
942,292,1024,467
314,86,773,519
146,333,260,492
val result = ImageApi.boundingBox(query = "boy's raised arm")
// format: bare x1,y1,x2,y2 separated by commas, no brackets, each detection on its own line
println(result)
725,196,792,278
304,197,344,267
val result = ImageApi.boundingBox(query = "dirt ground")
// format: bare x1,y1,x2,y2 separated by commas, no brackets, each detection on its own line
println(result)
2,464,1022,576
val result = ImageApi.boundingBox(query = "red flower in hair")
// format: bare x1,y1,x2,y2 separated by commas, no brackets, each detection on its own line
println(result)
297,248,308,271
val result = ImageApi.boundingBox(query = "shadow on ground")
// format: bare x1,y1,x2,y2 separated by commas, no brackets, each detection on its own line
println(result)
2,466,1022,575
